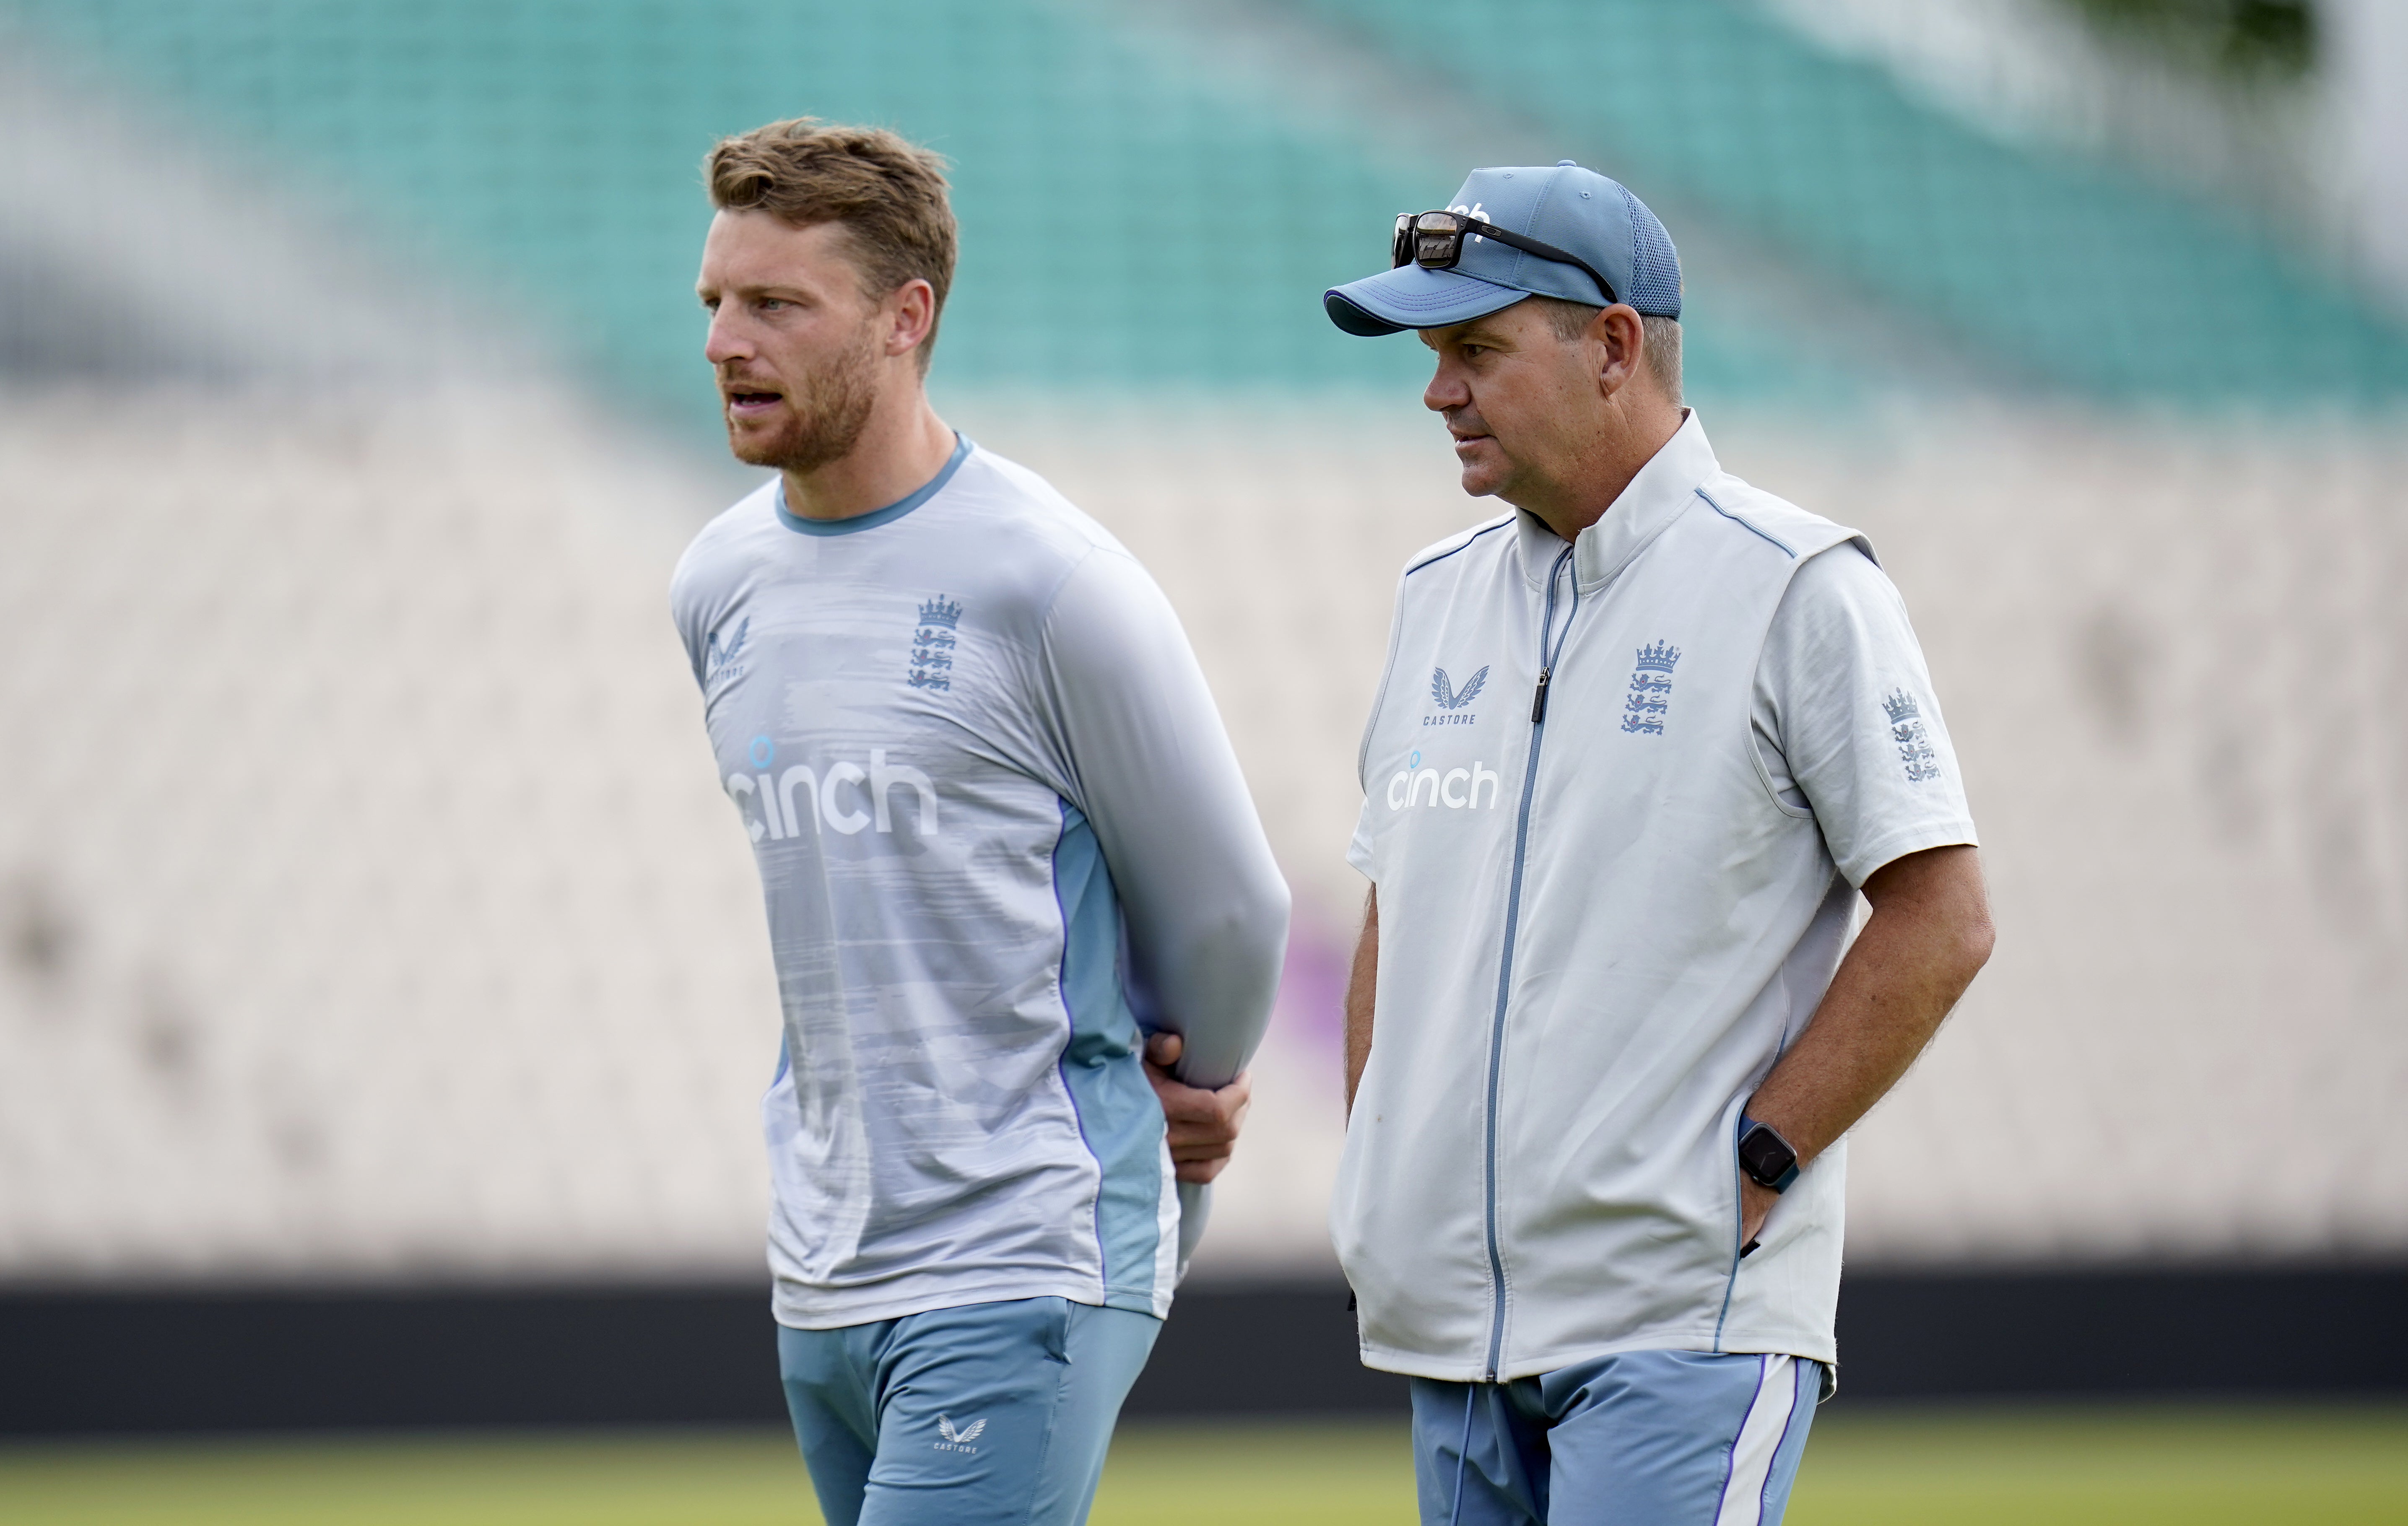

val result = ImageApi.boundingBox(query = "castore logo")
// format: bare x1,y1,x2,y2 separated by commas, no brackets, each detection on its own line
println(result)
705,616,750,685
935,1415,987,1453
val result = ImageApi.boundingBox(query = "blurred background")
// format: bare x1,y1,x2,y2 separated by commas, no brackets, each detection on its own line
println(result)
4,0,2407,1521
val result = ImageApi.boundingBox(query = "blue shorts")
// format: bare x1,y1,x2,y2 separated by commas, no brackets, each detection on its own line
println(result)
1411,1350,1824,1526
777,1296,1161,1526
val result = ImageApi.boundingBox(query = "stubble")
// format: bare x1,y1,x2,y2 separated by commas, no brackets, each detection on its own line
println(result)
725,320,882,475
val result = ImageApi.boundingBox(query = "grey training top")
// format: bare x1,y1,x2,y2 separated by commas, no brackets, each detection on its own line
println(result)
672,437,1289,1328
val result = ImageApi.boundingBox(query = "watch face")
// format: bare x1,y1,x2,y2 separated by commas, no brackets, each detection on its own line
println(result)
1741,1128,1796,1184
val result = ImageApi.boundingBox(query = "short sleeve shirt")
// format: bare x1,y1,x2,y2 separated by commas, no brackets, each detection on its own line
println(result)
1751,542,1977,886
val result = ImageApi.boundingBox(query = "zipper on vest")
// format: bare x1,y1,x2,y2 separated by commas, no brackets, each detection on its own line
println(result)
1481,542,1579,1381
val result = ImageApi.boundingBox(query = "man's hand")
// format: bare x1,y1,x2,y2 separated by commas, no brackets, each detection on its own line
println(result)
1740,1178,1778,1251
1144,1032,1253,1183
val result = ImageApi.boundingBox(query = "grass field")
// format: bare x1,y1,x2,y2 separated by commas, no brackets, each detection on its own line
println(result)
5,1405,2405,1524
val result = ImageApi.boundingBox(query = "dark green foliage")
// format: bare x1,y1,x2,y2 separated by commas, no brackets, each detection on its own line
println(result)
2055,0,2316,81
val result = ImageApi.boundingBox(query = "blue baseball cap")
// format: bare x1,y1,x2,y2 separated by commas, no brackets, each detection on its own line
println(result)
1325,161,1682,336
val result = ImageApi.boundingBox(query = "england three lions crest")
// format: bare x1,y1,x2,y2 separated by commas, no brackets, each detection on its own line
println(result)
1883,688,1941,781
1621,641,1680,734
909,595,961,692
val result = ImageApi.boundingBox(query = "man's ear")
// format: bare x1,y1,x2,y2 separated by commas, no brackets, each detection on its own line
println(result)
885,279,938,358
1595,304,1645,399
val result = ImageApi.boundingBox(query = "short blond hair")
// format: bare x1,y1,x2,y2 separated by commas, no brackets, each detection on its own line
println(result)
705,118,958,372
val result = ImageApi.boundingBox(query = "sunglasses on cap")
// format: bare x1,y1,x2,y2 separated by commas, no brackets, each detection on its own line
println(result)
1391,211,1619,307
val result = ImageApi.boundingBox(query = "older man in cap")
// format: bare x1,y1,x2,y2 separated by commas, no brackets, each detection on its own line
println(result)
1326,162,1994,1525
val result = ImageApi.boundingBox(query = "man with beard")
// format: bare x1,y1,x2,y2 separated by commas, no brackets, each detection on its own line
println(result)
670,119,1288,1526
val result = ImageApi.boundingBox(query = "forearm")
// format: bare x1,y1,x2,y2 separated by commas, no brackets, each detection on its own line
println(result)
1746,846,1992,1164
1148,879,1289,1087
1343,888,1377,1116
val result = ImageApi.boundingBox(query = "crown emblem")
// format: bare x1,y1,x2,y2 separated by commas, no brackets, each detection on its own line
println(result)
1632,641,1681,673
917,596,963,630
1882,688,1922,724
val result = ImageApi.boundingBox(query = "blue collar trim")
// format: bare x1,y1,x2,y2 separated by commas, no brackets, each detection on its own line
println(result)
775,433,972,536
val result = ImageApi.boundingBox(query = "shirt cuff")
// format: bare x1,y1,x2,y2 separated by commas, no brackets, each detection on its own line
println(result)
1836,819,1979,890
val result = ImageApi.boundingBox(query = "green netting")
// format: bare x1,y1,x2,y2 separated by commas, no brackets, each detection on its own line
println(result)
2,0,1836,427
1291,0,2408,406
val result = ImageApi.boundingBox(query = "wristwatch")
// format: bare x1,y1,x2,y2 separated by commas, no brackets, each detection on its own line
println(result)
1737,1117,1801,1194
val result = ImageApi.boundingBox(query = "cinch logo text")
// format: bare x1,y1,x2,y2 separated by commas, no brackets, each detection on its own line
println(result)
727,747,940,841
1387,757,1501,811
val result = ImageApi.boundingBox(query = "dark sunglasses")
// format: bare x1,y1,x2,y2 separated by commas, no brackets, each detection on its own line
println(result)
1391,211,1618,307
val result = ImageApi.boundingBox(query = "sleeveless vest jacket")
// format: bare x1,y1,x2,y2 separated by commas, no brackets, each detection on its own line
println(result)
1338,415,1870,1380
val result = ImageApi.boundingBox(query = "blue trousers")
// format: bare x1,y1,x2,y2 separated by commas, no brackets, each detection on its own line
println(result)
777,1296,1161,1526
1411,1350,1823,1526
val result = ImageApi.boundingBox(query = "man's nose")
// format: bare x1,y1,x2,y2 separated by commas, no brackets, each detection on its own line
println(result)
703,312,749,367
1423,358,1468,414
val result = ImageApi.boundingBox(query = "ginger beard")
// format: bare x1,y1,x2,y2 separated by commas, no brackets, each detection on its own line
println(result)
721,313,883,474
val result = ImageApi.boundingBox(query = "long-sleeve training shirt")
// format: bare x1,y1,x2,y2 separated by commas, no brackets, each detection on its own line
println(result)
671,435,1289,1329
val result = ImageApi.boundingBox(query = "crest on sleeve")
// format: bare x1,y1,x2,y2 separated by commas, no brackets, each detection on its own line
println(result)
1884,689,1942,781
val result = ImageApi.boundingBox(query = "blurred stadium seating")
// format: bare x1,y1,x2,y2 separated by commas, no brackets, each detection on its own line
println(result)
0,0,1878,419
1292,0,2408,401
3,0,2407,1428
